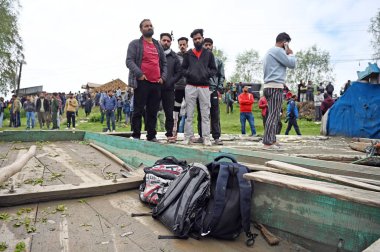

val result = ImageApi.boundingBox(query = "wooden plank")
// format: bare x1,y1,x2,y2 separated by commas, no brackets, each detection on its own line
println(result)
89,143,134,171
364,238,380,252
84,132,221,165
244,162,380,187
224,148,380,180
293,153,364,162
0,203,38,252
251,177,380,252
265,160,380,192
0,130,85,142
84,190,298,252
244,171,380,208
0,176,143,207
30,198,143,252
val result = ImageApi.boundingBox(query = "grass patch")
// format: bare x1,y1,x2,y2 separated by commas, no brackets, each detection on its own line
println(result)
0,102,321,135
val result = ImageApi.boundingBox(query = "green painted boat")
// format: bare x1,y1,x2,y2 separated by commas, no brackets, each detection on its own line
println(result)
0,130,379,252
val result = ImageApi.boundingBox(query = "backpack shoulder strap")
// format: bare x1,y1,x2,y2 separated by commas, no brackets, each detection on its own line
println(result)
207,163,231,231
236,164,252,234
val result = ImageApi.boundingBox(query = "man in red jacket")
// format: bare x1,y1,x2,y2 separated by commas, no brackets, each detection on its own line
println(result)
258,96,268,129
238,86,257,136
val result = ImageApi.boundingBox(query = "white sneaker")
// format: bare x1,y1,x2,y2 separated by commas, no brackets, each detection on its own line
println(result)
203,137,212,146
107,130,110,133
72,128,76,130
112,130,116,133
183,138,191,145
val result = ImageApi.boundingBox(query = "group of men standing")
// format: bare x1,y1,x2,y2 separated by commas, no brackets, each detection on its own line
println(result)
126,19,224,146
127,19,297,149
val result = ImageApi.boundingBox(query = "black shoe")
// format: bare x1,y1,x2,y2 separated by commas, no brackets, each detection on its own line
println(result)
148,138,159,142
214,139,224,145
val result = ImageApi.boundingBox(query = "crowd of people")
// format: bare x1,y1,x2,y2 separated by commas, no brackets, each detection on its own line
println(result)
0,19,344,149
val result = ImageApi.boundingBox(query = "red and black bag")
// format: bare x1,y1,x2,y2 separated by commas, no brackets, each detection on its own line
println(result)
139,156,188,206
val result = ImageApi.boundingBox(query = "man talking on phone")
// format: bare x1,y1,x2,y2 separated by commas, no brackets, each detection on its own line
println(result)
262,32,296,149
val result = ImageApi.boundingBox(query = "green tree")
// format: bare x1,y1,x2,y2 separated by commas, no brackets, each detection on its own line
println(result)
230,49,262,83
286,45,334,90
0,0,23,95
369,9,380,59
212,47,227,66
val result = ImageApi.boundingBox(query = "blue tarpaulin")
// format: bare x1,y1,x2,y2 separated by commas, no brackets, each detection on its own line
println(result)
327,82,380,139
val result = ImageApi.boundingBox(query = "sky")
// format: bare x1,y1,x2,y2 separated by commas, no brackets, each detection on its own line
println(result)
16,0,379,95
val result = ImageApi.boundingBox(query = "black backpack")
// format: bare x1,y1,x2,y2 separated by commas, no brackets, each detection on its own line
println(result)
152,163,210,238
139,156,188,206
194,155,256,246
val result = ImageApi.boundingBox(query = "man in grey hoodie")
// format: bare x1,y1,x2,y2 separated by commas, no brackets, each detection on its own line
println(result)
262,32,296,149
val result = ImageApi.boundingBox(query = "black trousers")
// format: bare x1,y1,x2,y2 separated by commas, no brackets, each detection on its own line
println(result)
132,80,161,140
161,90,174,137
174,89,185,113
66,111,76,128
197,90,221,140
116,107,122,122
285,117,301,135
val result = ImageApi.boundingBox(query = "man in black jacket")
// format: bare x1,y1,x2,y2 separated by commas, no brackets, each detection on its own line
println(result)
182,29,217,146
36,92,51,129
159,33,181,143
126,19,167,141
173,37,188,136
196,38,225,145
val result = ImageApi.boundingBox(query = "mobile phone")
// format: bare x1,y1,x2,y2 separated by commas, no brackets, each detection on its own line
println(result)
284,42,289,51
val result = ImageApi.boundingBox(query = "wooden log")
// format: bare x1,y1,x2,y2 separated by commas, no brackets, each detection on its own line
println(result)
0,176,143,206
244,162,380,186
254,222,280,246
349,142,370,153
363,238,380,252
293,154,364,162
242,162,286,174
266,160,380,192
0,145,36,184
89,143,134,172
244,171,380,208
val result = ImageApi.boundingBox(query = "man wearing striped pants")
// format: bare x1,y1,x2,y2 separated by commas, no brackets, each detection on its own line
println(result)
262,32,296,149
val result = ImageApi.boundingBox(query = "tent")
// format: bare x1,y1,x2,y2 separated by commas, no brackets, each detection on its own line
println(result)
326,82,380,139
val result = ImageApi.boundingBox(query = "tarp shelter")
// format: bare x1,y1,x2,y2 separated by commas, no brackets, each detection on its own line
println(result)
327,82,380,139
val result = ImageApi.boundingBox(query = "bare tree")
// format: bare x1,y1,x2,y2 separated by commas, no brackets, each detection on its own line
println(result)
368,9,380,59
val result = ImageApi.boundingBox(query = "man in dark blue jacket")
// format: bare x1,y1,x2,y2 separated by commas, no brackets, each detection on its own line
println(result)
182,29,217,146
101,90,117,133
159,33,181,143
126,19,167,141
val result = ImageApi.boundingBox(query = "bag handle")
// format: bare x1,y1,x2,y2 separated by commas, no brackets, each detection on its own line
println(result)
214,154,237,163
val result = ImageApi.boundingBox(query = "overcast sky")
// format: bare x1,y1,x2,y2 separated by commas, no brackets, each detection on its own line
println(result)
17,0,378,95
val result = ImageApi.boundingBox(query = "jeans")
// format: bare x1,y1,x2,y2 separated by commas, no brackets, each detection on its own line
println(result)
0,112,3,128
106,110,115,131
26,112,35,129
178,115,186,133
240,112,256,135
285,117,301,135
